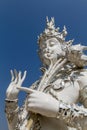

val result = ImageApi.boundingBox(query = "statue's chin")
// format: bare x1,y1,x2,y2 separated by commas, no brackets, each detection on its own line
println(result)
43,56,57,66
41,53,62,66
43,57,51,66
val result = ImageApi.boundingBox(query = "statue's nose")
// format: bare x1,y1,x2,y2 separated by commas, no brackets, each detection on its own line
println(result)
44,48,50,53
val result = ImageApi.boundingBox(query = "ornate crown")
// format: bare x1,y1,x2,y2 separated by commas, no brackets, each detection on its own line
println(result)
38,17,73,45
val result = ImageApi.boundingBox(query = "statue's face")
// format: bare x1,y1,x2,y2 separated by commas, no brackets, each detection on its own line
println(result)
39,38,65,65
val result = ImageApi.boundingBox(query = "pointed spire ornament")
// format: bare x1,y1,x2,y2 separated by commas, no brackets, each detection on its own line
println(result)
38,17,73,45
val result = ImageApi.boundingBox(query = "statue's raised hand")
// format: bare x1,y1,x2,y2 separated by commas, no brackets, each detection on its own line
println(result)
6,70,27,100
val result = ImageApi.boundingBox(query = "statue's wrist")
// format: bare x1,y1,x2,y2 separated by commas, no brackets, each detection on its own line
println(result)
5,98,18,103
5,98,19,113
5,98,18,107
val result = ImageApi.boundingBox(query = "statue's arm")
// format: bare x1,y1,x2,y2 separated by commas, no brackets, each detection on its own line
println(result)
5,99,19,130
5,70,27,130
18,85,87,129
18,87,87,124
56,99,87,128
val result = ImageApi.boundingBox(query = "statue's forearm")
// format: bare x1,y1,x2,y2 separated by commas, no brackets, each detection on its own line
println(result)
5,99,19,130
56,100,87,128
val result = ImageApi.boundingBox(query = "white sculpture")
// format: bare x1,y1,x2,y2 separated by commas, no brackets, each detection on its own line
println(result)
5,17,87,130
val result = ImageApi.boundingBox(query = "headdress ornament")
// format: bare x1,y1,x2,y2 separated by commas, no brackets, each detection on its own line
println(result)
38,17,73,45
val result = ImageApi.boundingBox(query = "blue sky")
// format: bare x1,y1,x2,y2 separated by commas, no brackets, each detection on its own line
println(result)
0,0,87,129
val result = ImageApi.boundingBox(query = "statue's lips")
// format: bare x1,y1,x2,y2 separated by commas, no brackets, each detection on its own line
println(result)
44,53,52,57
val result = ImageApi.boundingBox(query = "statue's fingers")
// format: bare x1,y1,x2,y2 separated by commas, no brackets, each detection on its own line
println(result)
21,71,27,82
18,71,22,80
10,70,14,81
14,69,18,83
17,87,36,94
14,69,18,78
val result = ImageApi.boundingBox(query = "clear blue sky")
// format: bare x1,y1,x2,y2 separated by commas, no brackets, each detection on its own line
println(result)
0,0,87,129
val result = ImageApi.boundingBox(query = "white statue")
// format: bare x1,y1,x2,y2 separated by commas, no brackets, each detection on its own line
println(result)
5,17,87,130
